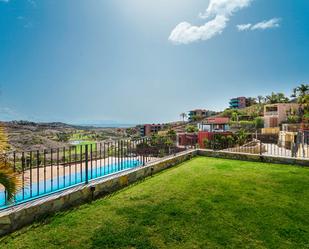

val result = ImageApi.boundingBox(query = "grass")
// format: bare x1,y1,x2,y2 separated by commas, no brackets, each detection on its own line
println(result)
1,157,309,249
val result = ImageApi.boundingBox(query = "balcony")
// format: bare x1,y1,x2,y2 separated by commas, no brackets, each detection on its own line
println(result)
264,111,278,116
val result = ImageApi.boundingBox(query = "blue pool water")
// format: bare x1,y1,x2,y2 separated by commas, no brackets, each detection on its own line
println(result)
0,159,141,209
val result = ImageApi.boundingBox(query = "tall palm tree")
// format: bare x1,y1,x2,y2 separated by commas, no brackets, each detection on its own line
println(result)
180,112,187,122
257,95,265,105
266,92,289,104
292,83,309,121
277,93,289,103
246,97,257,106
0,124,19,201
266,92,278,104
292,84,309,105
231,111,239,122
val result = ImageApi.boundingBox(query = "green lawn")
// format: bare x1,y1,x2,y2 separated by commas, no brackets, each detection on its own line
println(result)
1,157,309,249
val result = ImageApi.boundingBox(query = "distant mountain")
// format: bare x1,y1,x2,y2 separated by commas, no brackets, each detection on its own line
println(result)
74,120,137,128
78,124,136,128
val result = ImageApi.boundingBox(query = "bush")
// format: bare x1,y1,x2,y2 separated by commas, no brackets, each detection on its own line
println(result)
254,117,264,129
203,138,211,149
56,133,71,142
287,115,300,124
185,125,198,133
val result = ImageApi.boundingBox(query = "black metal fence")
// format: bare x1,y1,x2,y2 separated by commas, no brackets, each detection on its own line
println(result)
0,137,187,209
203,132,309,159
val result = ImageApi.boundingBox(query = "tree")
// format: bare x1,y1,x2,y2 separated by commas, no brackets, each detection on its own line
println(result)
266,92,289,104
257,95,265,105
231,111,239,122
292,84,309,99
246,97,257,107
190,115,203,122
56,132,71,142
185,125,198,133
254,117,264,129
290,84,309,122
180,113,187,122
235,129,248,145
166,129,177,141
266,93,277,104
0,125,19,201
292,84,309,115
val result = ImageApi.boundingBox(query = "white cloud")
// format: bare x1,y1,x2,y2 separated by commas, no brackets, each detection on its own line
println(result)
251,18,280,30
169,15,228,45
237,18,281,31
199,0,252,19
237,23,252,31
169,0,252,44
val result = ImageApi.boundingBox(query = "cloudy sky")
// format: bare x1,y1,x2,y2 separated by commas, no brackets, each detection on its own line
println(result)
0,0,308,124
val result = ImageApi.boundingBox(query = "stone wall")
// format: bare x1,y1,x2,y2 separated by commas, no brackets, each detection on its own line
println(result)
0,150,197,236
198,149,309,167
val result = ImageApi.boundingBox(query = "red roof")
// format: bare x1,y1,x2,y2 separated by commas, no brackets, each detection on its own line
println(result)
205,117,230,124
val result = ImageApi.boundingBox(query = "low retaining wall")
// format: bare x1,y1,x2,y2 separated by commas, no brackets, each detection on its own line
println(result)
197,149,309,167
0,150,197,236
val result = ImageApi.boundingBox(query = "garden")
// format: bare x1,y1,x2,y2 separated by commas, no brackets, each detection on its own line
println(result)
1,157,308,249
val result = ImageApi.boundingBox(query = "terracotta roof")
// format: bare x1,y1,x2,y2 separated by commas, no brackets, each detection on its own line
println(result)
205,117,230,124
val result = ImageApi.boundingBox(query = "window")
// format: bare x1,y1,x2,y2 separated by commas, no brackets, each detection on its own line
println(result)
266,106,278,112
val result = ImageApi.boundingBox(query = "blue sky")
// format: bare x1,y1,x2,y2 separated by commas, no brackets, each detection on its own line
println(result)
0,0,308,124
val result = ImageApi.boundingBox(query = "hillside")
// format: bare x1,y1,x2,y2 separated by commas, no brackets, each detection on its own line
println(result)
1,121,129,152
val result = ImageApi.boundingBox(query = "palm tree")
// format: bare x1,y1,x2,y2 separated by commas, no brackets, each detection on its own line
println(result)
0,125,19,201
292,83,309,120
246,97,257,107
266,92,289,104
277,93,289,103
180,112,187,122
231,110,240,122
292,84,309,104
266,92,277,104
257,95,265,105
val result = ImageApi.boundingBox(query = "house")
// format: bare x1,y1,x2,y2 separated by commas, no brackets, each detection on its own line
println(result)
278,124,300,148
177,133,198,147
138,124,165,137
197,117,231,148
263,103,300,128
278,123,309,148
198,117,230,132
229,97,247,109
188,109,216,122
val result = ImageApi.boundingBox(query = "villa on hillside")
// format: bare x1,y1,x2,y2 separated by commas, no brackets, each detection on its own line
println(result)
263,103,300,129
138,124,165,137
229,97,247,109
260,102,309,157
198,117,230,132
188,109,216,122
197,117,231,148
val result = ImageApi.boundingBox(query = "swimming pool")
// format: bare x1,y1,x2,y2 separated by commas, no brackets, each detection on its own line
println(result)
0,159,141,209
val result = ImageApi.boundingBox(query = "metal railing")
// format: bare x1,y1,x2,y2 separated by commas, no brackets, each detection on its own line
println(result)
202,132,309,159
0,138,187,209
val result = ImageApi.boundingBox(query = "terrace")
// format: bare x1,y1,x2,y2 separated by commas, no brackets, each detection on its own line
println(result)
0,135,309,243
0,157,308,248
